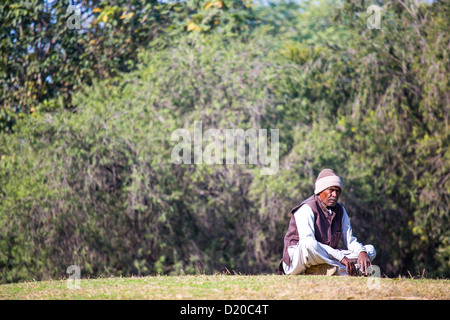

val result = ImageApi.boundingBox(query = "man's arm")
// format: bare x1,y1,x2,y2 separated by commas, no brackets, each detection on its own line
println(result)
341,206,372,275
341,206,366,254
294,205,345,262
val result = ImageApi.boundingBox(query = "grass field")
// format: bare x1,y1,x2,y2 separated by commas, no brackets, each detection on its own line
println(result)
1,275,449,300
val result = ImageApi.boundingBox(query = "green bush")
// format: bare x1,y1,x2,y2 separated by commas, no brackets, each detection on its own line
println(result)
0,33,298,282
0,0,448,283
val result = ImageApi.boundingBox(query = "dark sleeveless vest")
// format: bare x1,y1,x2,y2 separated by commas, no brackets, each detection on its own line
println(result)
277,194,344,274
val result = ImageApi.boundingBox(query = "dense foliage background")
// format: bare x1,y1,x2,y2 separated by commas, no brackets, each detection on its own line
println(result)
0,0,448,283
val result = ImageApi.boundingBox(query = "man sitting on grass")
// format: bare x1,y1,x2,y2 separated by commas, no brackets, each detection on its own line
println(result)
278,169,376,276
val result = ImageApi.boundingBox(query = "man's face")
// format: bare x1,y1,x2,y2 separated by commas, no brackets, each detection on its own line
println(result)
318,186,341,208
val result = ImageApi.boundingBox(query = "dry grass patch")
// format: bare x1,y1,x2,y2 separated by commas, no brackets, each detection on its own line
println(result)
0,275,448,300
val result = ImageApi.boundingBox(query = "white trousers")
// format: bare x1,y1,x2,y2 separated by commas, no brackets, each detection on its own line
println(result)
284,238,377,276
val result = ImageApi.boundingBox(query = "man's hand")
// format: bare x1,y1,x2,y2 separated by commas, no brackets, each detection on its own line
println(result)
340,257,356,276
357,251,372,275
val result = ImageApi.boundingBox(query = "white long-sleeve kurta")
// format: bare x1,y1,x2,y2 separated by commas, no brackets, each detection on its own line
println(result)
283,203,367,274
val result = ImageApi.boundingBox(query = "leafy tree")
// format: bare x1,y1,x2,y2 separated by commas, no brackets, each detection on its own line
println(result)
0,0,448,283
0,0,255,133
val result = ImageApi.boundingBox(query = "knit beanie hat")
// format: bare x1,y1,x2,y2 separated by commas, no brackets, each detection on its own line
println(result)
314,169,343,194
